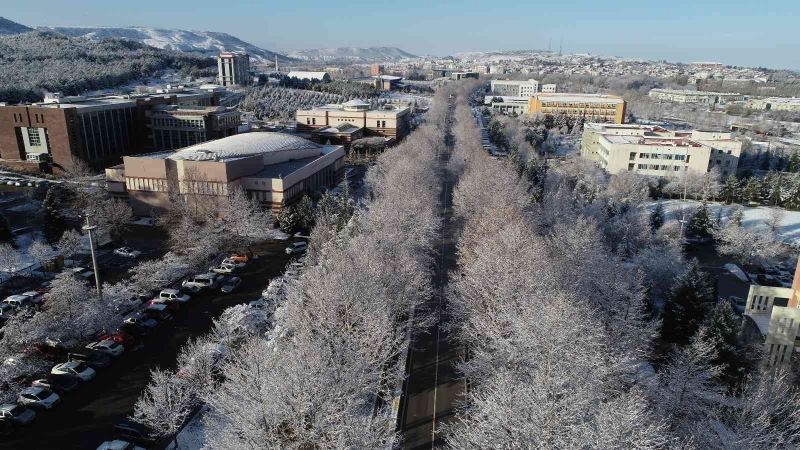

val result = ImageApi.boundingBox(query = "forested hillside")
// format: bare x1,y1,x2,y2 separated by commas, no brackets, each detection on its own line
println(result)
0,31,215,103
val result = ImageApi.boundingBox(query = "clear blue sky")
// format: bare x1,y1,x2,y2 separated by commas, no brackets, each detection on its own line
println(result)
7,0,800,70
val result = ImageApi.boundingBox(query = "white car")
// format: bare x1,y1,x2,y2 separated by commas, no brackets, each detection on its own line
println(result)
210,263,237,275
51,361,96,381
85,339,125,357
17,386,60,410
157,289,191,303
285,242,308,255
2,294,35,309
21,291,44,305
113,247,141,258
221,257,247,268
182,273,221,290
96,440,146,450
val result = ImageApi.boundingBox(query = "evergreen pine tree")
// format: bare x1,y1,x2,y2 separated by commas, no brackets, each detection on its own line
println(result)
42,185,68,243
0,213,12,243
650,201,665,232
705,301,751,390
687,202,714,239
788,152,800,173
720,175,741,204
769,173,784,206
661,259,717,345
743,178,761,204
294,195,315,231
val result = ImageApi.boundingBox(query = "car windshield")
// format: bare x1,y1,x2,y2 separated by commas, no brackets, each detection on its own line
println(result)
8,405,23,415
72,362,87,372
37,389,52,397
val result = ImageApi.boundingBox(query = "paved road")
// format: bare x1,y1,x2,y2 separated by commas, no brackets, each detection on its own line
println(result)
0,239,295,450
398,111,465,449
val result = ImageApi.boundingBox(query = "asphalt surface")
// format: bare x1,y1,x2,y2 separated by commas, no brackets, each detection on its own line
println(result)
0,239,296,450
398,114,465,449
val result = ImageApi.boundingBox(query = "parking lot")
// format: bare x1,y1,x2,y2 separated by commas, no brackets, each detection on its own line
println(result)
0,238,298,450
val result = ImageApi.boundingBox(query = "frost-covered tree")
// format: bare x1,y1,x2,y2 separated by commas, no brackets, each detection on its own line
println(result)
133,368,196,449
715,220,785,268
661,260,716,345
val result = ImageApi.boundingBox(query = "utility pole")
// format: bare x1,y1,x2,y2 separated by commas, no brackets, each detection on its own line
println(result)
83,216,103,302
558,39,563,56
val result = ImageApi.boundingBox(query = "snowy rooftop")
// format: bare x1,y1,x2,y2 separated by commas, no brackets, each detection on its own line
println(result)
286,71,329,80
601,135,702,147
535,93,624,104
650,88,742,96
142,132,322,161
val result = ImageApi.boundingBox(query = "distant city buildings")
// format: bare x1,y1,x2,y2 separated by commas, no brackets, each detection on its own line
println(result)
370,63,384,76
450,72,479,80
105,133,345,214
217,51,251,87
529,93,626,124
0,87,228,172
745,97,800,112
296,99,411,143
581,123,742,177
648,88,744,105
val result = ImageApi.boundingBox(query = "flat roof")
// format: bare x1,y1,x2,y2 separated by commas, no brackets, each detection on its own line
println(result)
535,93,624,104
601,135,702,147
249,145,340,179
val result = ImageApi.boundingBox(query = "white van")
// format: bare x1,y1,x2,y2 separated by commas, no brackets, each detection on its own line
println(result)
181,273,221,290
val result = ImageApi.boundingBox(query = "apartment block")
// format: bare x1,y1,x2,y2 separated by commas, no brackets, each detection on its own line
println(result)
490,79,540,97
296,100,411,142
217,52,251,87
745,97,800,112
0,88,224,172
743,258,800,367
648,88,744,105
581,123,741,178
529,93,626,124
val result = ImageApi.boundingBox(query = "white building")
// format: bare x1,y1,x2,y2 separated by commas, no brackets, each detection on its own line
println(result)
745,97,800,112
490,79,540,97
648,88,744,105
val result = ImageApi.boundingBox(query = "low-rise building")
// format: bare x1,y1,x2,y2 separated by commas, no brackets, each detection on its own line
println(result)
451,72,479,80
581,123,741,177
0,88,224,172
296,100,411,141
490,79,540,97
529,93,626,124
146,105,240,151
105,132,345,214
743,258,800,367
541,83,557,93
745,97,800,112
648,88,744,105
486,96,529,115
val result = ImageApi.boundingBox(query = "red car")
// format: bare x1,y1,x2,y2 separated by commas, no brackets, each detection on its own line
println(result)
98,331,135,350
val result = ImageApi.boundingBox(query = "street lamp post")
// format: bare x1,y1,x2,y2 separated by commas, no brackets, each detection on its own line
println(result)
83,217,103,302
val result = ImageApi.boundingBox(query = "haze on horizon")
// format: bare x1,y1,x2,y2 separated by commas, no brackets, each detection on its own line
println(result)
7,0,800,70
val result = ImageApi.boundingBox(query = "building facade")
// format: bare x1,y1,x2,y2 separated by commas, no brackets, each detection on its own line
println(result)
487,96,529,115
217,52,251,87
490,79,540,97
370,64,384,76
529,93,626,124
581,123,742,177
745,97,800,112
0,88,224,172
146,105,240,151
106,133,345,214
648,88,744,105
743,258,800,367
296,100,411,141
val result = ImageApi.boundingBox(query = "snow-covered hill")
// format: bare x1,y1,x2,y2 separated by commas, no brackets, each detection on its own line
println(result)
39,26,292,63
0,17,33,35
287,47,417,63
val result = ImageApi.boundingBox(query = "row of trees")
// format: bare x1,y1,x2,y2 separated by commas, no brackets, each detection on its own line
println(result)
131,88,453,447
0,31,214,103
443,88,800,448
239,85,346,120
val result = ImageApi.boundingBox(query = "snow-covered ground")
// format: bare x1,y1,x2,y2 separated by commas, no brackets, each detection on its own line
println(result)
651,199,800,244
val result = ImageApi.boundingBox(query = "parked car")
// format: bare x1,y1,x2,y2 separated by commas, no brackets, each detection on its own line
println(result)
17,386,60,410
123,314,159,334
113,420,159,445
69,351,112,369
210,263,238,275
20,291,43,305
220,277,242,293
85,339,125,357
0,404,35,425
228,253,251,264
221,257,247,268
146,299,179,312
143,303,174,321
182,273,221,290
180,283,203,295
43,337,79,351
0,303,16,318
31,374,81,394
285,242,308,255
249,299,267,309
52,361,96,381
98,331,135,350
2,294,35,310
157,289,190,304
70,267,95,282
113,247,141,259
97,440,146,450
